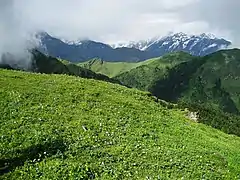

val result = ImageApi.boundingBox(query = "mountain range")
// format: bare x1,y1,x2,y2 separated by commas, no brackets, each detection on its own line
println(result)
111,32,230,56
38,32,231,62
38,32,146,62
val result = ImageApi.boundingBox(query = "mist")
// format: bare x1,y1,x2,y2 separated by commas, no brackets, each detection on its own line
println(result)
15,0,238,44
0,0,39,70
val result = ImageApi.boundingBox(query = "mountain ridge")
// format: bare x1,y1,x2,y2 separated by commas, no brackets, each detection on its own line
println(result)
111,33,223,50
38,32,231,62
38,32,147,62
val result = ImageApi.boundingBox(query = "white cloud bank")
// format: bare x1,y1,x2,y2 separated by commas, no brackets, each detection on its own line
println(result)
0,0,240,57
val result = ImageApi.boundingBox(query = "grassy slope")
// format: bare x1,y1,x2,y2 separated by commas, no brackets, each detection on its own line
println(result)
1,69,240,179
78,58,156,77
115,52,196,91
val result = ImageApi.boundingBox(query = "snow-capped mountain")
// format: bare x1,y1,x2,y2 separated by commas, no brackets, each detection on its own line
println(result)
111,32,231,56
37,32,146,62
38,32,231,62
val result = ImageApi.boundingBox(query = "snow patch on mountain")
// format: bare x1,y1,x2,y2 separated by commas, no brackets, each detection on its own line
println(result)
60,38,84,45
111,38,157,51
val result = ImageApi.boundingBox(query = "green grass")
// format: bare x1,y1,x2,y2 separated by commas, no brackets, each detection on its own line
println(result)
1,69,240,179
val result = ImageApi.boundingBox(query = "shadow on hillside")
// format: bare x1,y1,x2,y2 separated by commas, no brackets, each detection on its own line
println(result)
0,139,67,176
149,58,205,102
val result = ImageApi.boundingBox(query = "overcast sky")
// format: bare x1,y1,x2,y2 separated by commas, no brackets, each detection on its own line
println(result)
0,0,240,45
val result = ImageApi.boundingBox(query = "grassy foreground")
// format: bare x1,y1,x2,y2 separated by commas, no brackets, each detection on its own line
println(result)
0,69,240,179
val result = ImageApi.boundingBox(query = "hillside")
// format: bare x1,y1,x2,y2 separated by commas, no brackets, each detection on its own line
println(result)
115,52,196,91
1,69,240,179
112,50,240,136
150,49,240,114
113,49,240,114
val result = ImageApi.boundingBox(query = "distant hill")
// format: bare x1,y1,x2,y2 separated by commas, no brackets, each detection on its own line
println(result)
1,69,240,179
114,52,196,91
150,49,240,114
38,32,231,62
112,49,240,115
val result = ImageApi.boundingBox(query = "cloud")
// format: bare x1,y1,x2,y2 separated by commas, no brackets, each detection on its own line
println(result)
179,0,240,45
0,0,39,69
18,0,199,42
0,0,240,53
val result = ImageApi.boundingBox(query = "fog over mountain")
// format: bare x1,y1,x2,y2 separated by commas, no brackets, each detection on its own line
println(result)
0,0,39,69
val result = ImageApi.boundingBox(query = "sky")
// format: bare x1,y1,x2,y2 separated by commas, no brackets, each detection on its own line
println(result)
0,0,239,47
